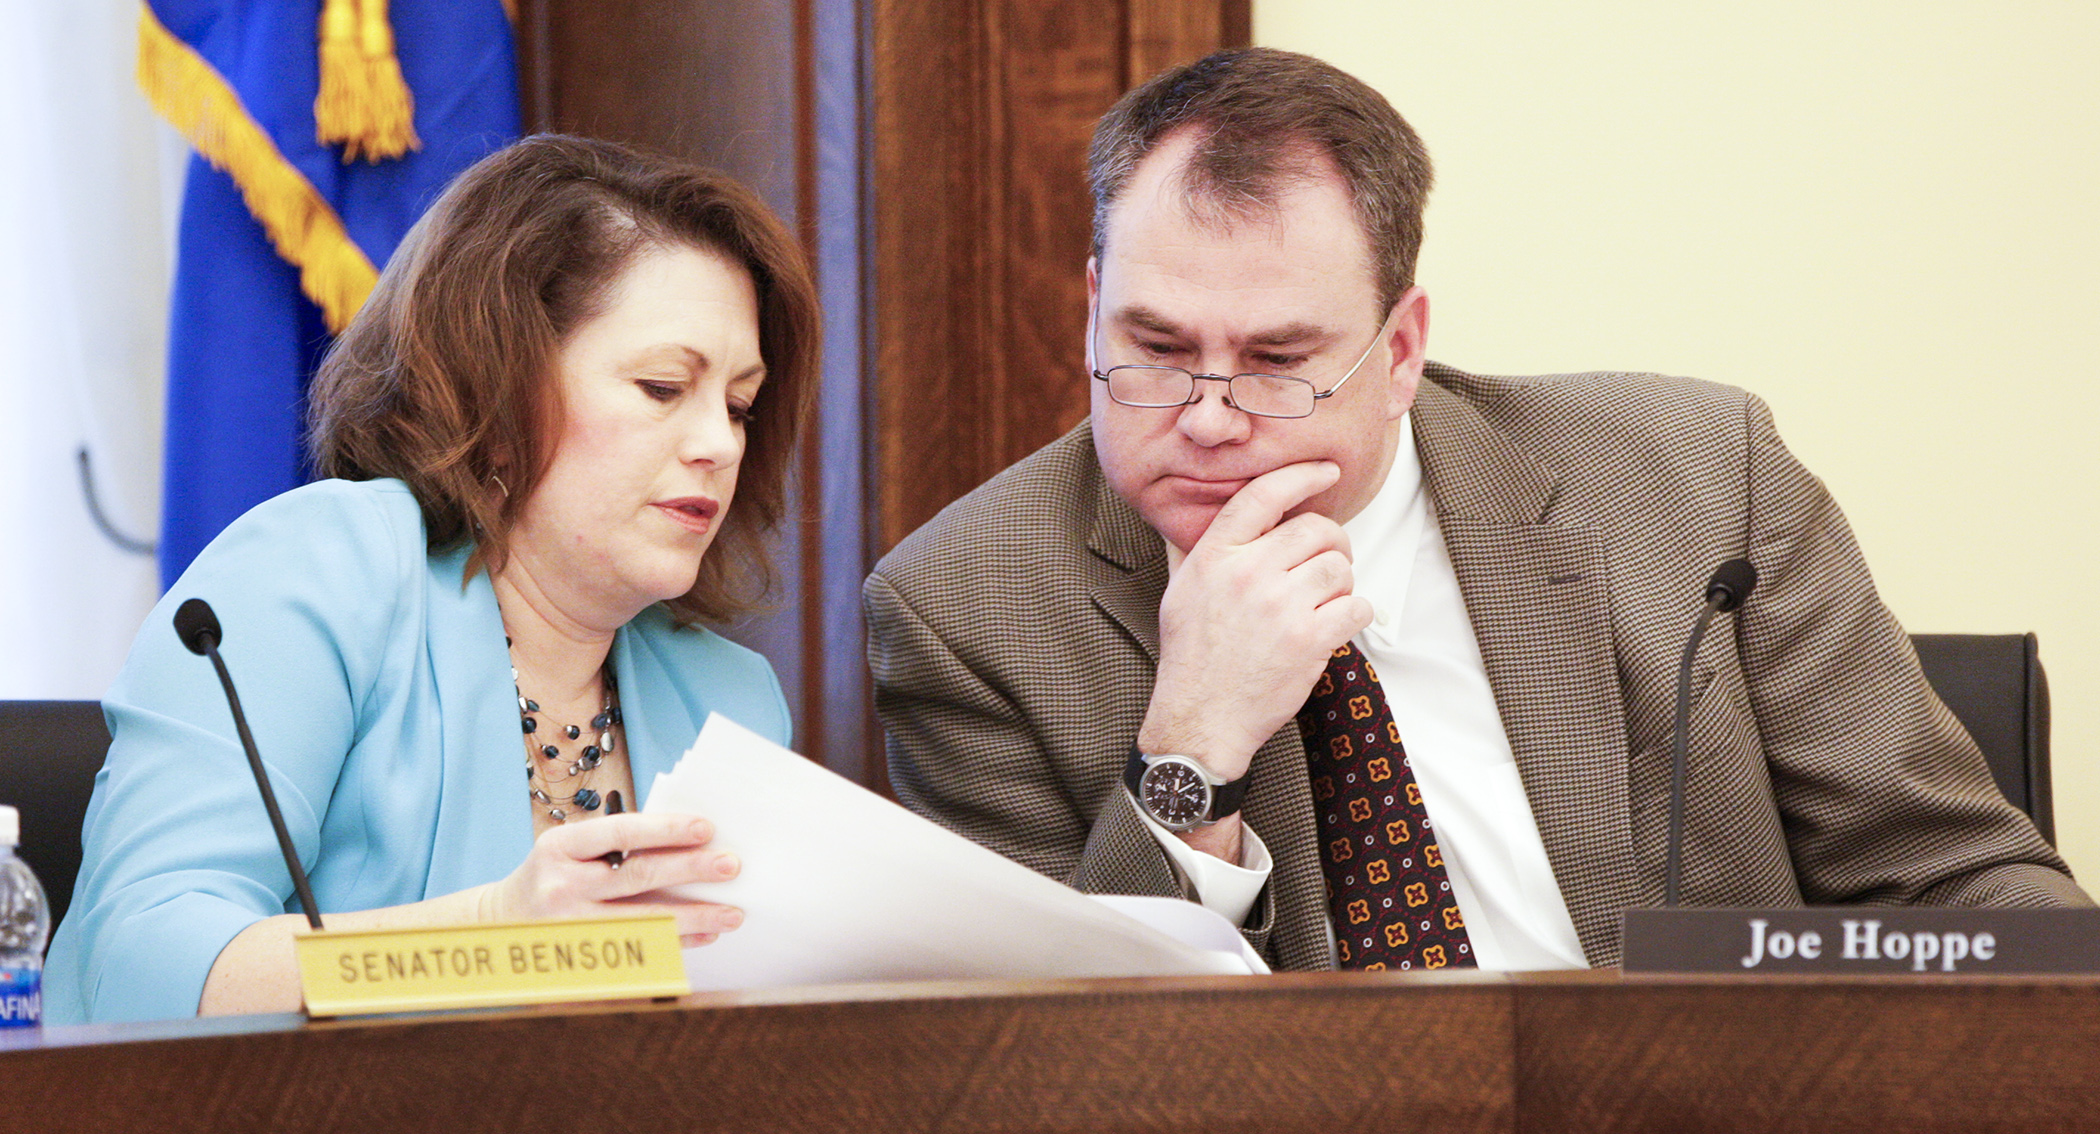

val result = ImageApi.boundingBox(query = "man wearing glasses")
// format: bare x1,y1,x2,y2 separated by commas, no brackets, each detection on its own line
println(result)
865,48,2083,974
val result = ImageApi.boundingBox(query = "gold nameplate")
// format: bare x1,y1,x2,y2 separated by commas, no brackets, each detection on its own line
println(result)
293,914,691,1018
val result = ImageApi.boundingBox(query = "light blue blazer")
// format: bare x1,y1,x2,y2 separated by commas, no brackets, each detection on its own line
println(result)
44,479,789,1023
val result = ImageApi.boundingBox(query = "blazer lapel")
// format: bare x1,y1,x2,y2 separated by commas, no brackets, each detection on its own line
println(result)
422,545,539,899
1412,371,1639,966
1085,454,1167,661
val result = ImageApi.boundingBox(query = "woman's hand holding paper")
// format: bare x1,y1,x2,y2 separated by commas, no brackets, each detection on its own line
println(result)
481,812,746,948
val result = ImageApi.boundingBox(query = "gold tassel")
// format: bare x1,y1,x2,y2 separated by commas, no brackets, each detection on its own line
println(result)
136,4,378,333
315,0,420,163
356,0,420,159
313,0,370,155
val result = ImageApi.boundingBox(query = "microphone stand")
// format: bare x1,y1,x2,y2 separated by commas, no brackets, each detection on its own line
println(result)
1663,559,1758,908
177,599,325,929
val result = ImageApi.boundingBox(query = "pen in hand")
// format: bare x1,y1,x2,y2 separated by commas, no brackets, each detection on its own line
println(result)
601,790,625,870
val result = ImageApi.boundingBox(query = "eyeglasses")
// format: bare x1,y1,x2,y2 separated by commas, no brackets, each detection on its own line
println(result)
1089,299,1395,420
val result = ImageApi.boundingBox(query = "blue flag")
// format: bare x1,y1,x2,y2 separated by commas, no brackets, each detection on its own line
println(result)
140,0,519,586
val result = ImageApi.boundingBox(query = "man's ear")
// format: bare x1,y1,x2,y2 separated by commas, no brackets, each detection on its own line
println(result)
1382,285,1430,421
1085,257,1101,370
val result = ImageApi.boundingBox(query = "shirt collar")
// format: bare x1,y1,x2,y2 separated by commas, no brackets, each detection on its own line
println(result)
1341,414,1429,643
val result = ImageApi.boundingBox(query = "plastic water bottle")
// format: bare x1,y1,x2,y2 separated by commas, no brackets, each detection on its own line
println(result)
0,805,48,1028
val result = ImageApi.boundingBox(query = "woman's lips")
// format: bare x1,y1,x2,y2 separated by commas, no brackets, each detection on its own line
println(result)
654,497,720,534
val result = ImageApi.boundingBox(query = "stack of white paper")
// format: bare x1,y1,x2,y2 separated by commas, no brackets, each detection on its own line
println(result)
647,714,1268,990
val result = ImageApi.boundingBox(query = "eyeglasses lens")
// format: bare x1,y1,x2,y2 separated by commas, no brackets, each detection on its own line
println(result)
1103,367,1313,418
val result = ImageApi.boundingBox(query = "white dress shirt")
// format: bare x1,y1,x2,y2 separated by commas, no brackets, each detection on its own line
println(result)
1136,418,1588,970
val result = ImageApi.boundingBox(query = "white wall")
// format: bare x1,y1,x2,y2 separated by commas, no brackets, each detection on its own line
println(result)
1255,2,2100,881
0,0,182,700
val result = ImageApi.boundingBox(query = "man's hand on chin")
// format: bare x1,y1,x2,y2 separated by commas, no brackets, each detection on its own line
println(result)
1138,459,1374,861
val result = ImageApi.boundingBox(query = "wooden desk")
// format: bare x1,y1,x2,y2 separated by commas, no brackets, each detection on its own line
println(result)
6,970,2099,1132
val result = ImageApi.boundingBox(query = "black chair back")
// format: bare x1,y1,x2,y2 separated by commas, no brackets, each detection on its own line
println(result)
1910,633,2053,844
0,700,109,933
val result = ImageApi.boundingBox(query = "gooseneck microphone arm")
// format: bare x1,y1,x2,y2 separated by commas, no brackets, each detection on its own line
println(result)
1663,559,1759,908
175,598,326,930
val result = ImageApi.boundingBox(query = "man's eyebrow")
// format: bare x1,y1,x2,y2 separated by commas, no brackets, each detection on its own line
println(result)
1113,305,1182,336
1244,322,1333,348
1109,306,1336,348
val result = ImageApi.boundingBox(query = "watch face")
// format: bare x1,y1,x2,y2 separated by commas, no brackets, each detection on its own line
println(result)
1139,759,1211,830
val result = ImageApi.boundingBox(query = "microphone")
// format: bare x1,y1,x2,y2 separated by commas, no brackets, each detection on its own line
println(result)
175,598,326,929
1705,558,1757,613
172,598,221,654
1663,559,1759,907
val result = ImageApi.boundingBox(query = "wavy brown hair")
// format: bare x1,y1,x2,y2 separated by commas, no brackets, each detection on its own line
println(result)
308,134,819,625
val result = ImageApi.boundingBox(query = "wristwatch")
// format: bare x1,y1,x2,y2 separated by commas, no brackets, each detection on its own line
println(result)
1122,746,1250,832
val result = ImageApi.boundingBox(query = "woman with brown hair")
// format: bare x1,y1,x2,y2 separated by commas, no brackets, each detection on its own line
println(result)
45,135,819,1023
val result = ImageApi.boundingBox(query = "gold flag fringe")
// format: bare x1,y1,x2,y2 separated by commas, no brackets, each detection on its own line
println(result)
136,4,377,334
315,0,420,163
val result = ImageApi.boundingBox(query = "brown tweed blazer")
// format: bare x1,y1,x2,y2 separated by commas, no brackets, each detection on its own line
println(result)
865,363,2086,971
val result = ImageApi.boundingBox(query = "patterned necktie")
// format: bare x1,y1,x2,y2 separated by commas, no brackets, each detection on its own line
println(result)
1296,642,1476,971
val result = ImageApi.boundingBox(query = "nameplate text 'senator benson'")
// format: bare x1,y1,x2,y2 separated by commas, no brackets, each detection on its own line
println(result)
1621,908,2100,974
293,914,690,1017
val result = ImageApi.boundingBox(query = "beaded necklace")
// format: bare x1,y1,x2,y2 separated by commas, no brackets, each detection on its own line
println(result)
514,659,623,823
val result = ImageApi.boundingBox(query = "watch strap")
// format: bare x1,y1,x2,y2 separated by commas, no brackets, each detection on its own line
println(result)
1121,745,1148,797
1209,766,1249,820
